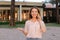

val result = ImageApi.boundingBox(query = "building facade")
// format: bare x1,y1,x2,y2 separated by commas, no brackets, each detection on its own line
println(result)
0,1,43,22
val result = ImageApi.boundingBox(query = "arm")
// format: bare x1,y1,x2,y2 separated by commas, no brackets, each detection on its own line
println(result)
38,19,46,33
40,21,46,33
17,27,28,36
17,21,28,36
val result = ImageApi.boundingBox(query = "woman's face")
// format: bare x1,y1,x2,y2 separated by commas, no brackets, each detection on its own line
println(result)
31,8,38,18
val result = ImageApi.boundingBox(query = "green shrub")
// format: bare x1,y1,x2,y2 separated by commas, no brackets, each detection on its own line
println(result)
0,22,9,25
0,21,26,25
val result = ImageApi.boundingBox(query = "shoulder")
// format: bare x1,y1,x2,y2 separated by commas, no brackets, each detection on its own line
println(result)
40,20,45,24
25,20,30,24
37,19,44,23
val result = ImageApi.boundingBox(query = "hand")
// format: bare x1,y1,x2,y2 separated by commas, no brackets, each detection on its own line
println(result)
37,14,41,20
17,27,23,31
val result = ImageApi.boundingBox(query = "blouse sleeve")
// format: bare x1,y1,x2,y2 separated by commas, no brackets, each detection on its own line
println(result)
24,21,28,33
40,21,46,32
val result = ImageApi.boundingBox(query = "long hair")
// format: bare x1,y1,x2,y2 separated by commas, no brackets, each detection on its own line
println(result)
28,6,41,20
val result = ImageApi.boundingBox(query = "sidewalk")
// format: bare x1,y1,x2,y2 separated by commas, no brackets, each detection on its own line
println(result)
0,27,60,40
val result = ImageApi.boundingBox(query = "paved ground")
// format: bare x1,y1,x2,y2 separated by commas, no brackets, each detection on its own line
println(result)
0,27,60,40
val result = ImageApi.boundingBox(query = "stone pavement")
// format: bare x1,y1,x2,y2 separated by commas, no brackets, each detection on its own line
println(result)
0,27,60,40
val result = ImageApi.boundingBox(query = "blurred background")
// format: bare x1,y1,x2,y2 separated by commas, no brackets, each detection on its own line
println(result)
0,0,60,40
0,0,60,26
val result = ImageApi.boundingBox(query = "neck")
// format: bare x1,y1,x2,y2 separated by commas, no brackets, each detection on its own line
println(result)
31,18,37,22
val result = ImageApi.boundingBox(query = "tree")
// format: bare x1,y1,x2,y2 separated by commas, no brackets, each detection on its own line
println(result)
10,0,15,26
49,0,56,4
49,0,60,4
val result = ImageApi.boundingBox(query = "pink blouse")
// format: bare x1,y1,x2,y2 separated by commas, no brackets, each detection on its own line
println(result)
24,20,46,38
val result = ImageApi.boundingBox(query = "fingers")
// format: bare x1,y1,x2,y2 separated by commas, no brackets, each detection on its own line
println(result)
16,27,23,31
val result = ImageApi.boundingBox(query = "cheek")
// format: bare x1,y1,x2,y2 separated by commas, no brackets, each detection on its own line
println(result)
31,13,38,17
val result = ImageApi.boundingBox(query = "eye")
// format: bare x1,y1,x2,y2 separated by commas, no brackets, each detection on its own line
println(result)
31,11,34,13
35,11,38,13
31,11,38,13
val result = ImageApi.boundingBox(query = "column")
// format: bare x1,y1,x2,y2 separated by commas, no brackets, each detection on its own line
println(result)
18,9,20,21
40,8,43,20
18,5,22,22
20,5,22,21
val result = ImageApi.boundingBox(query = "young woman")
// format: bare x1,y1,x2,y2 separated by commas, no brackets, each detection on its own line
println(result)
17,7,46,40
